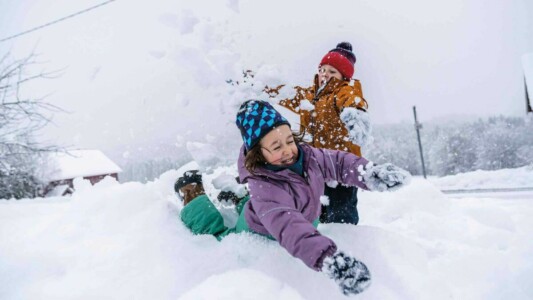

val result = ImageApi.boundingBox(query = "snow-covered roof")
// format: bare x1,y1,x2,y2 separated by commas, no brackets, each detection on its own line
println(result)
47,150,122,181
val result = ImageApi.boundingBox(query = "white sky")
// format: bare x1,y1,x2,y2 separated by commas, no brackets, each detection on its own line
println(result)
1,0,532,163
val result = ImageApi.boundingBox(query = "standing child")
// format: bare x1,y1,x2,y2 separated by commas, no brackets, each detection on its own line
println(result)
234,100,409,295
275,41,371,225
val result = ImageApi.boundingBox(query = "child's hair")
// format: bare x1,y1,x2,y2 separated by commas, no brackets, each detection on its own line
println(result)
244,132,303,173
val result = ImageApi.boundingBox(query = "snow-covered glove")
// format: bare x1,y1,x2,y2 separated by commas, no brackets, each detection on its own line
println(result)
340,107,372,147
363,163,411,192
322,251,372,296
212,173,248,198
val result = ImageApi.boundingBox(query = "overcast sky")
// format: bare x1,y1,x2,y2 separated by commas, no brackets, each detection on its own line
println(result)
1,0,532,163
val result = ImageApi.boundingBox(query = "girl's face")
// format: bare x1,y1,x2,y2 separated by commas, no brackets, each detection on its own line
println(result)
318,64,343,85
260,125,298,166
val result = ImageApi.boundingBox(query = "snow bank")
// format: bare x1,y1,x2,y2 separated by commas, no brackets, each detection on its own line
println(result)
179,268,304,300
430,165,533,190
1,166,532,299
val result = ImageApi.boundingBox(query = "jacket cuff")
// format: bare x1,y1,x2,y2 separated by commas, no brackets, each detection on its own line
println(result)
314,244,338,271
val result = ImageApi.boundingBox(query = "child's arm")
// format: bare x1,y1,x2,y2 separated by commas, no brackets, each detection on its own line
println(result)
180,194,229,241
248,177,374,295
311,146,411,192
247,178,337,271
335,81,368,112
311,146,371,190
335,83,372,147
277,86,314,114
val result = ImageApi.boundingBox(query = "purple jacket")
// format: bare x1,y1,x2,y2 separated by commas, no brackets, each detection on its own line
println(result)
238,143,370,271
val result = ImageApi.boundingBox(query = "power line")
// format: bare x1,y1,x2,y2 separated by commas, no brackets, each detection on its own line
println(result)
0,0,118,43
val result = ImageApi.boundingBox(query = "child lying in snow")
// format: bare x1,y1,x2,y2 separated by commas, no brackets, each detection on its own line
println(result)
177,100,411,296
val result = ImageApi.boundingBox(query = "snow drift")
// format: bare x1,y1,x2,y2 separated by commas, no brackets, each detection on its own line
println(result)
1,164,532,299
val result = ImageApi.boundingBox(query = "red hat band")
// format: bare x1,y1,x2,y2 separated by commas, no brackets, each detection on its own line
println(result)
319,51,354,79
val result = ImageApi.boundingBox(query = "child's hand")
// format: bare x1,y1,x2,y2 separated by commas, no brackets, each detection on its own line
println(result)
340,107,372,147
322,250,371,295
363,163,411,192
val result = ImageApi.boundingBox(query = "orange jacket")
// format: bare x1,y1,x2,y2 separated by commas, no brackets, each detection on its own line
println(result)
278,75,368,157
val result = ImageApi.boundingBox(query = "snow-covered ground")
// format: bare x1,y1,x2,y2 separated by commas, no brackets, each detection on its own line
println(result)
1,165,532,299
430,164,533,190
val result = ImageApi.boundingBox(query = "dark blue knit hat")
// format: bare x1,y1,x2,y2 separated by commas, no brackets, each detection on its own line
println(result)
235,100,290,150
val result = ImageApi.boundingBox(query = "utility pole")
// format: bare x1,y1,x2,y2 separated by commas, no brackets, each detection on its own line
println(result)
413,106,427,179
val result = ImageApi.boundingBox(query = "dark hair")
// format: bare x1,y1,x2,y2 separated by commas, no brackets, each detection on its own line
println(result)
244,132,304,173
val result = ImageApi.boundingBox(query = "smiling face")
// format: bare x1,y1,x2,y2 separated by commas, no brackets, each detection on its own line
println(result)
259,124,298,166
318,64,343,85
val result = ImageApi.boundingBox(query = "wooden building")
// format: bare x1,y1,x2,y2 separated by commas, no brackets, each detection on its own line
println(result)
43,150,122,197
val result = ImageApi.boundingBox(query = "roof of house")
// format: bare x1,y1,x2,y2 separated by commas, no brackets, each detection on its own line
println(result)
47,149,122,181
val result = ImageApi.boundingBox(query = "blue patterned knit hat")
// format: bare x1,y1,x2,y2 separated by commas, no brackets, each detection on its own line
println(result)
235,100,290,150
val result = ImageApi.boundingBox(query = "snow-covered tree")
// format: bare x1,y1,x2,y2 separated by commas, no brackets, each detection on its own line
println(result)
366,116,532,177
365,123,421,175
427,126,478,176
474,117,526,170
0,52,61,199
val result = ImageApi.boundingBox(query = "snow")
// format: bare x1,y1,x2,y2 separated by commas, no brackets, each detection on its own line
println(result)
44,184,71,197
211,173,247,198
2,1,533,298
46,150,122,181
185,142,223,173
273,104,300,131
430,164,533,190
1,165,532,299
299,100,315,111
179,269,304,300
319,195,330,206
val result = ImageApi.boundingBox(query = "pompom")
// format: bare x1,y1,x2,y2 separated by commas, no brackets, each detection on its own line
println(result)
336,42,353,52
333,42,356,64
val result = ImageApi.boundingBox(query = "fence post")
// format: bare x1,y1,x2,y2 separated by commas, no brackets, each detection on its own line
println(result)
413,106,427,178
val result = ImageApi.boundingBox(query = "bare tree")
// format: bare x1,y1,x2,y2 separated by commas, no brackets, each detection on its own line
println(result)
0,51,63,199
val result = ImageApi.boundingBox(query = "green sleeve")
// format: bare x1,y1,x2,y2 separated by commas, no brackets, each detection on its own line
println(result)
235,195,250,215
180,194,228,239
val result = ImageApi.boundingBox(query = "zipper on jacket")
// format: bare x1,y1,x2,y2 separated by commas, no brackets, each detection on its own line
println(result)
303,171,310,184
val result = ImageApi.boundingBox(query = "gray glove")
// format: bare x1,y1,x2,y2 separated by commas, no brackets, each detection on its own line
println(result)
363,163,411,192
322,250,372,295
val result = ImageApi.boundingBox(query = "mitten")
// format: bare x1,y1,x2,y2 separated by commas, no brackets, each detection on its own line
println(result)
322,251,371,295
217,190,241,204
363,163,411,192
340,107,372,147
